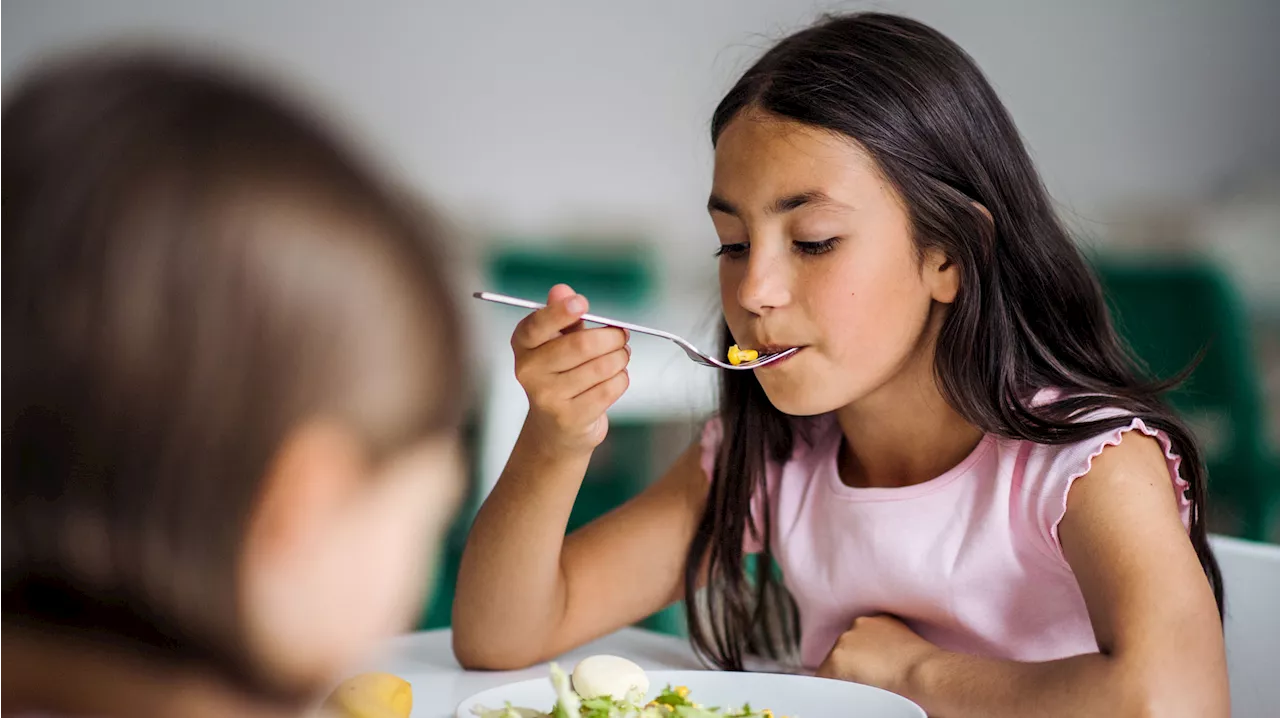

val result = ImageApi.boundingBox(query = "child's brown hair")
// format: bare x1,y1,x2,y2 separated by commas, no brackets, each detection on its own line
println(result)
3,51,466,696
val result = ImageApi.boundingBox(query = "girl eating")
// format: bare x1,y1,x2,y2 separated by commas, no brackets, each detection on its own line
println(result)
455,12,1228,718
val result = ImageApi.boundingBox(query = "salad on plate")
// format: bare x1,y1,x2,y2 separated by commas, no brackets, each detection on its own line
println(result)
471,655,783,718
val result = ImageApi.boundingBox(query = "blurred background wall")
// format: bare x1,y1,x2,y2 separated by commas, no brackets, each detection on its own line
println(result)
6,0,1278,267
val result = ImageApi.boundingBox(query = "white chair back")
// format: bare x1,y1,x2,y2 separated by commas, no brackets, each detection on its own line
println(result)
1212,534,1280,718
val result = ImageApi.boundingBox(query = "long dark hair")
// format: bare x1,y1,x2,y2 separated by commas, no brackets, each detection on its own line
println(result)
683,12,1223,669
3,52,465,701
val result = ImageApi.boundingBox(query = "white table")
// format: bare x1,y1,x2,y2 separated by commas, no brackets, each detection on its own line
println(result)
369,536,1279,718
367,627,727,718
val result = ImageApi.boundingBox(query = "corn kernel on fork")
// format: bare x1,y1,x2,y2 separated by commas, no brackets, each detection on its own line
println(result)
473,291,798,370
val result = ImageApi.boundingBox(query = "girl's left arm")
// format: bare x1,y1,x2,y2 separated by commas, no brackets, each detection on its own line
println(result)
818,431,1230,718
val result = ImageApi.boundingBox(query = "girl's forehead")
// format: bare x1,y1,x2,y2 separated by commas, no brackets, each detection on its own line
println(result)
711,113,882,210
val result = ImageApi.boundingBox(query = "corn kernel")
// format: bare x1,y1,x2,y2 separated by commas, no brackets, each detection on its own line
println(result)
727,345,759,365
676,686,690,698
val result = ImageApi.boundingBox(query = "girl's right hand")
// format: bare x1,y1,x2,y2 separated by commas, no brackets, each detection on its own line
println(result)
511,284,631,454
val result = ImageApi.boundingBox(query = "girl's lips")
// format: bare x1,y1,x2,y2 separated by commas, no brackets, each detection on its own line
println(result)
753,344,801,355
754,346,804,368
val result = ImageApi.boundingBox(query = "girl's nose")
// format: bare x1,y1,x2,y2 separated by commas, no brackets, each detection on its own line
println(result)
737,247,793,315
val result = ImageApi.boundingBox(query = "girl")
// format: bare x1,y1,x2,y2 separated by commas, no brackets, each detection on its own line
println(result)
3,52,466,717
454,12,1229,718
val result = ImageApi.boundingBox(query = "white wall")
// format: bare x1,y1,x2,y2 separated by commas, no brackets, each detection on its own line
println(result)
5,0,1278,271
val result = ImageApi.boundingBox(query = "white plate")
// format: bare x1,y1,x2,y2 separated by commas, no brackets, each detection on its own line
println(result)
455,669,925,717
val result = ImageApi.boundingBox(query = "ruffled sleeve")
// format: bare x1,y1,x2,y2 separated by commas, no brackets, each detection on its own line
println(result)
1025,417,1193,563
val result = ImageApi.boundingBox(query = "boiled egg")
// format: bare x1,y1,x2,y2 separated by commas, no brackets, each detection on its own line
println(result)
570,654,649,700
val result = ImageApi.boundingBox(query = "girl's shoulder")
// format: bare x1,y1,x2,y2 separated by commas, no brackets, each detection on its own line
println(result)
1013,389,1193,563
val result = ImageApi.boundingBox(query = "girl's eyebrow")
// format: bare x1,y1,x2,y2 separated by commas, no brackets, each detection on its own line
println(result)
707,190,853,217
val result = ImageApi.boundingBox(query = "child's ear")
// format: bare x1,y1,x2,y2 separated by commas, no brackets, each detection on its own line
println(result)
244,420,366,573
925,247,961,304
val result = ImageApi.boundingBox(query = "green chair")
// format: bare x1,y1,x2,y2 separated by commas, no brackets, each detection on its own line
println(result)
488,240,656,309
1093,257,1278,541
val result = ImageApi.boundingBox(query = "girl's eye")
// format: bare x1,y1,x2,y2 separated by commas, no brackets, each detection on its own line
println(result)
715,238,841,259
714,242,748,259
793,237,842,256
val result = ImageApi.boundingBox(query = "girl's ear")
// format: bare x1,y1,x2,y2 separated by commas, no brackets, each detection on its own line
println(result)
927,201,989,304
925,247,960,304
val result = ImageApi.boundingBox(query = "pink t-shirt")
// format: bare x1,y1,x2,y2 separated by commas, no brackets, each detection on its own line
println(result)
698,409,1191,668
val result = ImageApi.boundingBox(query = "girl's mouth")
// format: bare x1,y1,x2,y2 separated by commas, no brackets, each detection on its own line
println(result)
753,345,804,368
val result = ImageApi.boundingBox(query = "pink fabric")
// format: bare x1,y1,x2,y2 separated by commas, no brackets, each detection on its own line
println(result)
698,407,1192,668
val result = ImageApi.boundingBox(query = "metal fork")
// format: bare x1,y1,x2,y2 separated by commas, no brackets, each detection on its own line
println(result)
473,291,798,370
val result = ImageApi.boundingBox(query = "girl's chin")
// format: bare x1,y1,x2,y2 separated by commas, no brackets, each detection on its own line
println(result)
757,380,852,417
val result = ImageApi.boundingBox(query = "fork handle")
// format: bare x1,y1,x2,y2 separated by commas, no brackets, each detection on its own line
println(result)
472,292,675,341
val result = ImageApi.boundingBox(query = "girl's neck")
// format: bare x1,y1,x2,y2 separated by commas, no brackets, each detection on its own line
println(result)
2,629,299,718
834,345,983,490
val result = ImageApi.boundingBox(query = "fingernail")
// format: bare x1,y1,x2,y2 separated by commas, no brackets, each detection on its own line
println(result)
567,296,586,314
625,344,632,356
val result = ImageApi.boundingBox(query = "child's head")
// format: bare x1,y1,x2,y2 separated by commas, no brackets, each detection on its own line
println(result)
708,12,1086,416
688,11,1220,669
3,52,466,703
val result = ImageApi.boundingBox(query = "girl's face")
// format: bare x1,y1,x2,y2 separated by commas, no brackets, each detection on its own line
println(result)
241,425,464,691
711,110,959,415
